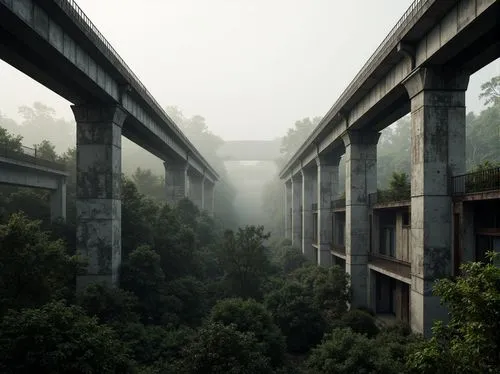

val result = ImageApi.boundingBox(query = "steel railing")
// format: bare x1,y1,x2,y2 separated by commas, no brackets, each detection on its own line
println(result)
0,143,66,171
369,188,411,206
452,167,500,195
56,0,218,179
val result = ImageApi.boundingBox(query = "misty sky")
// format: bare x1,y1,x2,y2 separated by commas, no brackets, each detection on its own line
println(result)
0,0,499,141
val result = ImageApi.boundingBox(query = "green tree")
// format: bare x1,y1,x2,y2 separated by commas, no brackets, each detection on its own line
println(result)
479,75,500,106
132,167,164,201
265,281,326,353
0,213,83,314
33,139,57,161
307,328,399,374
0,125,22,151
217,225,272,300
177,322,273,374
406,255,500,374
209,298,286,368
120,245,168,324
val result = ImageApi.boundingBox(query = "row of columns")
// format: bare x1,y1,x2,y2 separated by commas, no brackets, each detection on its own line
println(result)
284,67,468,336
72,104,215,291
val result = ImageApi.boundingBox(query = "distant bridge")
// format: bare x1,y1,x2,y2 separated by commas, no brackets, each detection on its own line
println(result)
217,140,282,161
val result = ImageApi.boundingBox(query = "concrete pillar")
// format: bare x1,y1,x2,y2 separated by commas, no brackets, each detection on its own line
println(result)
342,130,380,308
317,153,340,267
301,167,315,261
50,176,67,222
403,67,468,337
72,104,127,290
164,161,188,206
204,180,215,213
190,172,204,209
285,179,292,240
291,173,302,248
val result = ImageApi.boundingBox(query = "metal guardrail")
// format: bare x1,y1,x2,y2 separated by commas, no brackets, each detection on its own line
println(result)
280,0,431,177
56,0,218,179
0,143,66,171
369,188,411,206
452,167,500,195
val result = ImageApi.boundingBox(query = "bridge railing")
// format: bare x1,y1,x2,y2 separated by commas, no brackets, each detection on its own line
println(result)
0,143,66,171
57,0,217,178
451,167,500,195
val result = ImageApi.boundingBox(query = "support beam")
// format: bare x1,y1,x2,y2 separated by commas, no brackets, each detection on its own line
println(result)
72,104,127,290
403,67,468,337
317,153,340,266
189,172,204,209
342,130,380,308
164,161,188,206
301,167,316,261
291,173,302,248
50,176,67,222
203,180,215,214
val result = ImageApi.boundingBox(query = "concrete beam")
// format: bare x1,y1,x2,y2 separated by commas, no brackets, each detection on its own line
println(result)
72,104,127,291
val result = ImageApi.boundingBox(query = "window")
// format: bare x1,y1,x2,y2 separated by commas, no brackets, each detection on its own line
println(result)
402,211,410,226
338,221,345,247
312,213,318,242
380,227,395,257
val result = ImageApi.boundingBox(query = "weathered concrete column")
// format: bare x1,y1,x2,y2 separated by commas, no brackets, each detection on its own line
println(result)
50,176,67,222
317,153,340,267
285,179,292,240
72,104,127,290
203,179,215,213
342,130,380,308
189,172,204,209
301,166,316,261
291,173,302,248
403,67,468,336
164,161,188,206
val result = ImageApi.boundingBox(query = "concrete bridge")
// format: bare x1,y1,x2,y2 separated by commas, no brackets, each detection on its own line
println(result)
280,0,500,336
0,144,67,221
0,0,218,288
217,140,282,161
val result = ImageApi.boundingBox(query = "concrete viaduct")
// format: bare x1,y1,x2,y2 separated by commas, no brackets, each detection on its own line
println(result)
280,0,500,336
0,145,67,221
0,0,218,289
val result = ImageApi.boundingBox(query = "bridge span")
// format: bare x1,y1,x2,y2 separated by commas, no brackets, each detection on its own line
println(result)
280,0,500,337
0,0,218,288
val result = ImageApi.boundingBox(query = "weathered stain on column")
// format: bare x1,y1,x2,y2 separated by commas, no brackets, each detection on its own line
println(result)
302,166,316,261
403,67,468,337
317,153,341,266
291,173,302,248
342,129,380,308
72,104,127,290
164,161,188,206
50,176,67,222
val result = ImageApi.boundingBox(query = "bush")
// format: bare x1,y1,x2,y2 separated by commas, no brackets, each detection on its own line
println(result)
177,321,273,374
0,301,133,373
307,328,399,374
265,281,326,353
334,309,379,338
210,298,286,368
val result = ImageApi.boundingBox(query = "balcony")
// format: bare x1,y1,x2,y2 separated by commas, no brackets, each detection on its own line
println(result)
369,188,410,208
331,244,346,258
0,143,66,171
452,167,500,199
369,253,411,280
331,198,346,211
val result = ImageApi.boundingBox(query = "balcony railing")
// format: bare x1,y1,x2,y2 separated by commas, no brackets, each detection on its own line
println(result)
331,198,346,210
369,253,411,279
451,167,500,196
369,188,411,206
0,143,66,171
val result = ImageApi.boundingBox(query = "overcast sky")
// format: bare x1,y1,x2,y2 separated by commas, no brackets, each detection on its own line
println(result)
0,0,498,141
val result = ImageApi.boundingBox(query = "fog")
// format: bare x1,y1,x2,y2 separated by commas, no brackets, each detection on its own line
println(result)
1,0,499,227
